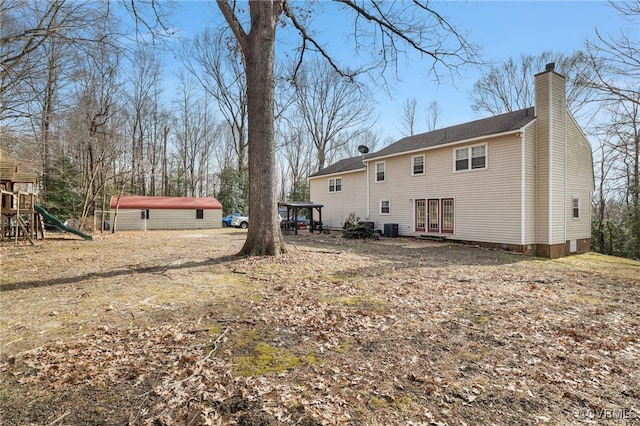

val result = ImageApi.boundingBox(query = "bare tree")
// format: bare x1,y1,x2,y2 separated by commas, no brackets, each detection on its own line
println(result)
126,47,164,195
581,3,639,108
281,127,313,201
215,0,477,256
64,36,123,227
0,0,91,121
425,100,442,131
470,51,596,118
324,128,383,167
1,0,112,189
400,98,417,136
172,73,218,197
292,57,374,172
582,1,639,259
183,28,249,174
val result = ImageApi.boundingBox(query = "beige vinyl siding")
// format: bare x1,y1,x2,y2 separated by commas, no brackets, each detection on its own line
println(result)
535,72,552,244
368,155,414,233
523,123,537,243
451,136,522,244
367,134,523,243
535,69,585,248
114,209,221,231
308,170,367,229
565,114,594,241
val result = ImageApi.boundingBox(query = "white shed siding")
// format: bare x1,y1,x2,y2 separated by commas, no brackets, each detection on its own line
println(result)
309,170,367,229
367,134,523,243
565,114,594,241
115,209,221,231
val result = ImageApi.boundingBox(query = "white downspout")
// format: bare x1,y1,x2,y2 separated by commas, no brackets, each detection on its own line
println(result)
564,109,568,247
366,161,370,219
521,130,526,247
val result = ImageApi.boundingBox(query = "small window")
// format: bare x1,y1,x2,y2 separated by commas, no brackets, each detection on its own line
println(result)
412,155,425,175
380,200,390,215
140,209,149,220
455,144,487,171
375,161,385,182
196,209,204,219
329,177,342,193
572,198,579,219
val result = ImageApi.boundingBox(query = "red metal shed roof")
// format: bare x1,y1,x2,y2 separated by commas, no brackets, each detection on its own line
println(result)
110,196,222,210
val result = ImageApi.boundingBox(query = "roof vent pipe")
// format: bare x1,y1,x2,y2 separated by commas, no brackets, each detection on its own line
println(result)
545,62,555,72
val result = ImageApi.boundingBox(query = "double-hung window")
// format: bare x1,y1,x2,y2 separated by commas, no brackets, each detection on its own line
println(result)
471,145,486,169
455,149,469,171
329,177,342,193
572,198,580,219
455,144,487,171
375,161,385,182
412,155,425,175
380,200,390,215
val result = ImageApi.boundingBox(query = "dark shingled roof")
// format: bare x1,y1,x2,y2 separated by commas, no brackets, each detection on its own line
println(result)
365,107,535,161
309,107,535,178
309,155,366,178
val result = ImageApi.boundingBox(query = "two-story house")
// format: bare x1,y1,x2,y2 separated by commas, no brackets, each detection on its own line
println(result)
309,64,594,258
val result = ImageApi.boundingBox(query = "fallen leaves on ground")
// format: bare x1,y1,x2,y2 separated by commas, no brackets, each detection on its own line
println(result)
1,230,639,425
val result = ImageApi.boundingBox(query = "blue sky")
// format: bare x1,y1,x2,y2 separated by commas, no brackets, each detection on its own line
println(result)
164,1,630,141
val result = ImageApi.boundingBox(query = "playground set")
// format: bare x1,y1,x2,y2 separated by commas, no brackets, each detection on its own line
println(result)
1,158,91,244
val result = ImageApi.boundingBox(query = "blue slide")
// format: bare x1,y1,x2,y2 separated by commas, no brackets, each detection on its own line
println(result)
34,204,92,240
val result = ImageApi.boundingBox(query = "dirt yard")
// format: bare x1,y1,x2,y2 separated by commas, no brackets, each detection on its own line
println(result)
1,229,639,425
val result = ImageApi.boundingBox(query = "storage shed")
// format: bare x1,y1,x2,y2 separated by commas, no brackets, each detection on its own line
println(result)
109,196,222,231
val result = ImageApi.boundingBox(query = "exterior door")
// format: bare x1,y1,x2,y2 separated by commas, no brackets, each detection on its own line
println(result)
415,199,425,232
427,198,454,234
441,198,454,233
428,199,440,232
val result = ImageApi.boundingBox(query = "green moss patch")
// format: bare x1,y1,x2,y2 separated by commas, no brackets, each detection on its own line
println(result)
229,329,312,377
235,342,300,376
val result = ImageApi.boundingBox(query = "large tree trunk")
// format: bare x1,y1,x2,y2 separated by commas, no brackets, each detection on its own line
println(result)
238,1,285,256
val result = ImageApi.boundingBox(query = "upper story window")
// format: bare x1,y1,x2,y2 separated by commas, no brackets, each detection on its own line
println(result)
412,155,425,175
329,177,342,193
455,144,487,171
375,161,385,182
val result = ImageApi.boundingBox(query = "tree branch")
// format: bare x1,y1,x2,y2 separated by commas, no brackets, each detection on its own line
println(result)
281,1,356,81
215,0,248,54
